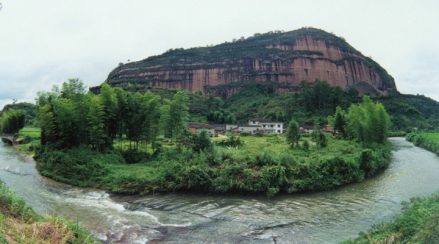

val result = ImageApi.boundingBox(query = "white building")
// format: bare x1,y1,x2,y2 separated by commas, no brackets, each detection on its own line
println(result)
248,118,284,134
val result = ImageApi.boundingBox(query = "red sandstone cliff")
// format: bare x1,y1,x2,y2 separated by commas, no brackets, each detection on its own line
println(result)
103,28,396,97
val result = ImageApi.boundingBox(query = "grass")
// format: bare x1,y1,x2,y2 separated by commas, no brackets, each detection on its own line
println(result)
95,133,389,196
0,181,100,244
19,127,41,138
419,132,439,139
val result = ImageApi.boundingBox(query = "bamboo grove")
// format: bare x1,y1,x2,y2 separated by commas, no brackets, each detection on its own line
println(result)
36,79,189,152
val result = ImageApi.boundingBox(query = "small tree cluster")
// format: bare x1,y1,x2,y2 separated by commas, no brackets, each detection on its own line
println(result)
328,96,390,144
0,109,25,134
285,119,300,148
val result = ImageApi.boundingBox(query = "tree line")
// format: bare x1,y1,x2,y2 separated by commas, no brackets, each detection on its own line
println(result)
36,79,190,152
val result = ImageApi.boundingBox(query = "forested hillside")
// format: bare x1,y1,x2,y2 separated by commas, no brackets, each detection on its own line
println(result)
123,79,438,131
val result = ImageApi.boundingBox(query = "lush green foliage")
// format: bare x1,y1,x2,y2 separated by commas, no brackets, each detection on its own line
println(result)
34,132,391,197
221,79,356,124
34,78,194,184
285,119,300,148
346,96,390,144
373,93,439,131
0,109,26,134
1,102,37,126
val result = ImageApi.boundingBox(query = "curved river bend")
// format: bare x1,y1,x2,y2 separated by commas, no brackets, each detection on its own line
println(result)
0,138,439,243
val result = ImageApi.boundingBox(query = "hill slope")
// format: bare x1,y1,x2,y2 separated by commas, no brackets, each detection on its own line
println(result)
98,27,397,98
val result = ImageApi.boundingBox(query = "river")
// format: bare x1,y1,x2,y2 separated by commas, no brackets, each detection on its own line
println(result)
0,138,438,243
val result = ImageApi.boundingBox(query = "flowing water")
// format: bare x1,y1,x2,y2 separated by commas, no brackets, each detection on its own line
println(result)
1,138,439,243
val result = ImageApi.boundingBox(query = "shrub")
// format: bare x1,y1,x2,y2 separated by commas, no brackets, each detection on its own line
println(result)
302,140,310,152
240,132,252,137
120,149,150,164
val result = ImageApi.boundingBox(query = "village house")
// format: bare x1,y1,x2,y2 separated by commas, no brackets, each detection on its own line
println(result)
187,122,215,135
188,118,287,136
226,124,262,134
213,124,227,134
248,118,284,134
299,124,331,134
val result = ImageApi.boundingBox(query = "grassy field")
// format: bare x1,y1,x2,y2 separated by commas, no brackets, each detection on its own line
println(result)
97,133,389,196
418,132,439,139
19,127,41,137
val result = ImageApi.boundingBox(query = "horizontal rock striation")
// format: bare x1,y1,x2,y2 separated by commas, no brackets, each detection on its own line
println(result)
103,28,397,97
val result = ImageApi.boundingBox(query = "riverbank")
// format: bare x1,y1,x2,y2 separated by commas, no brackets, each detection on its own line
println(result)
341,135,439,243
0,181,100,243
33,134,392,197
341,191,439,244
406,132,439,155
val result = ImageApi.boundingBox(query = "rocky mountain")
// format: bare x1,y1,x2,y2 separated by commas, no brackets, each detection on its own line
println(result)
96,27,397,98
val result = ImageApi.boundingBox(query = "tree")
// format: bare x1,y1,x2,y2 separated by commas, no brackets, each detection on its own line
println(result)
142,92,162,152
87,97,105,151
302,140,310,152
52,99,77,147
285,119,300,148
99,83,118,146
333,106,347,136
192,129,212,152
169,91,189,145
159,99,172,139
37,104,57,145
317,132,328,148
346,95,390,144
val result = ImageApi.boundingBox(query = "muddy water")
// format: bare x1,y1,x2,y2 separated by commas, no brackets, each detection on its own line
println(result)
0,138,439,243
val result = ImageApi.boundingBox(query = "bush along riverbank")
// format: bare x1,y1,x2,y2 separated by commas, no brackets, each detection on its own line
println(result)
0,181,100,243
34,136,391,197
406,133,439,154
340,192,439,243
32,80,392,197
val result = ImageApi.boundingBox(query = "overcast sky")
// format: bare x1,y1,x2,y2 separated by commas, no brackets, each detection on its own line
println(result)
1,0,438,110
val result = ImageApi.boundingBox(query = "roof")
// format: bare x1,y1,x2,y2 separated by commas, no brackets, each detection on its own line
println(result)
187,122,215,129
299,124,326,130
187,122,201,126
195,124,215,129
238,125,261,128
249,118,273,123
299,124,315,130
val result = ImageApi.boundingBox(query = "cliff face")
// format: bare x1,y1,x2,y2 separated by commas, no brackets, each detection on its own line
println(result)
104,28,397,97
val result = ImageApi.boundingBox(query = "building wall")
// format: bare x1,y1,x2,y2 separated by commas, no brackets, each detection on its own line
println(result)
261,123,283,134
196,128,215,134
